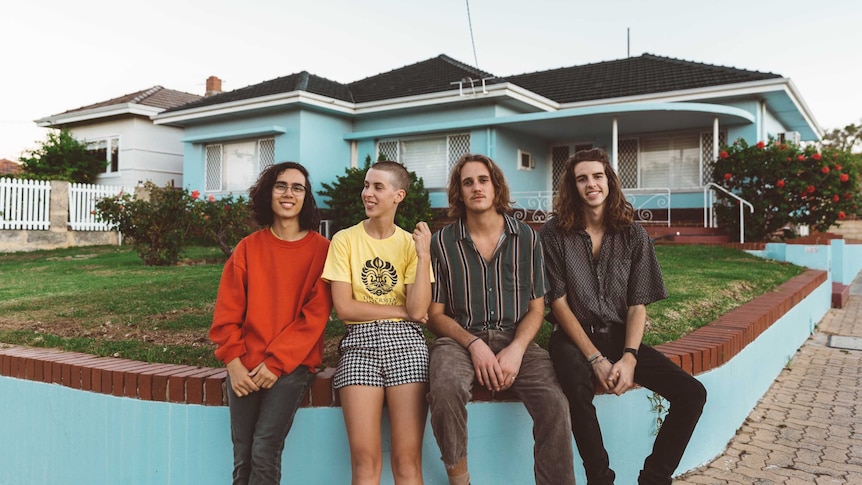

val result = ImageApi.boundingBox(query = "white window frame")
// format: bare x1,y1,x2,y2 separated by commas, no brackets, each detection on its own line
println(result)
376,133,470,190
204,138,275,193
86,136,120,175
517,149,534,171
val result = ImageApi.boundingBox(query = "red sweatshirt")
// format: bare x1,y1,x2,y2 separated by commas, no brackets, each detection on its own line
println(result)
210,229,332,377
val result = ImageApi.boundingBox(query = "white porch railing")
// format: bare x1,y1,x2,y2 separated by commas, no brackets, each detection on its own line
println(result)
511,191,554,223
68,183,132,231
623,188,671,227
511,189,672,226
704,183,754,244
0,178,51,230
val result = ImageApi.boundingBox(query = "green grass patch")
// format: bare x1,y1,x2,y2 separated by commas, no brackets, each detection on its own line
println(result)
0,243,805,368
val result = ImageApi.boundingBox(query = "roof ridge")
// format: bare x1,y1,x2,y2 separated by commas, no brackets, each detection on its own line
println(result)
640,53,780,77
131,86,164,104
297,71,310,91
436,54,496,79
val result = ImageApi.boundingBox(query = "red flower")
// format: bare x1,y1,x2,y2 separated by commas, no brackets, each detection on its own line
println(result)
224,204,230,211
846,193,853,200
191,190,200,200
797,155,806,161
724,173,732,181
756,141,765,149
807,185,816,194
841,173,850,182
833,195,840,202
822,166,830,174
786,157,792,162
780,144,788,150
835,164,842,171
813,153,822,161
839,211,846,220
719,150,729,159
208,194,216,202
776,179,785,188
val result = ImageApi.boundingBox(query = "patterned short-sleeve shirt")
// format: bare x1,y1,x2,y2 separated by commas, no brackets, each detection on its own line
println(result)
431,214,548,332
540,218,667,332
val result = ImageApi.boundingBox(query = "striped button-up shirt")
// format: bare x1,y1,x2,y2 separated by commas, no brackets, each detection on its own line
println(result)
431,214,548,332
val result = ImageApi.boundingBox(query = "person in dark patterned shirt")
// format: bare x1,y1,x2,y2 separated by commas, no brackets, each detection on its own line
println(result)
426,154,574,485
541,148,706,485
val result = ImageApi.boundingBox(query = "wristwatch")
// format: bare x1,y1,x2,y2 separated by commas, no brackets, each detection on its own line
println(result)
623,347,638,360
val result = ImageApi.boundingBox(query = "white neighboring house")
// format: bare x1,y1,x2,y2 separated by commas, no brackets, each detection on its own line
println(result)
35,85,205,187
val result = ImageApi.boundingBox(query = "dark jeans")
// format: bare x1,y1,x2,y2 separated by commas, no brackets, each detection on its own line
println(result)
427,330,576,485
227,366,315,485
549,329,706,485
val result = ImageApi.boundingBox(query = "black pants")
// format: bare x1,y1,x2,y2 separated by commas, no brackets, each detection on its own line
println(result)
549,329,707,485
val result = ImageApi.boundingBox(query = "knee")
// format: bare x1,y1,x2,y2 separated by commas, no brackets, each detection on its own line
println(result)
691,380,707,411
390,453,422,481
351,454,383,480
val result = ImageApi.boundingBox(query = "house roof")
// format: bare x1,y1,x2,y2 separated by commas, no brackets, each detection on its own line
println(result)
0,158,23,175
503,54,781,104
57,86,202,115
348,54,498,103
163,72,355,112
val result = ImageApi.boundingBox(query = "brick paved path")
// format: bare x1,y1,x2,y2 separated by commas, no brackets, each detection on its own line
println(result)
675,277,862,484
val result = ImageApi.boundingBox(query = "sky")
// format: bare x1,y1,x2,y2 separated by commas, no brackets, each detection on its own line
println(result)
2,0,861,161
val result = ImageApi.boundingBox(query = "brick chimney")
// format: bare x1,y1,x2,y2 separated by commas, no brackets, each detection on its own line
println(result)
205,76,222,97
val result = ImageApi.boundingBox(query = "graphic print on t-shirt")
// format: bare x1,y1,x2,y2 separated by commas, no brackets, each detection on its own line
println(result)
361,257,398,296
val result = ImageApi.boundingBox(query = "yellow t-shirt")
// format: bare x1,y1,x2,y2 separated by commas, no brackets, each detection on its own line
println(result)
322,221,433,324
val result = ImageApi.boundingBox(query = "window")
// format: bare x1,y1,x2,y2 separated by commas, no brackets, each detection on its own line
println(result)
517,149,533,171
376,134,470,189
640,134,700,189
87,137,120,174
205,138,275,193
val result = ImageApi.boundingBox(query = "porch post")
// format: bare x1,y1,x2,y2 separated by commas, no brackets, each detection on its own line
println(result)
612,117,619,172
713,117,719,161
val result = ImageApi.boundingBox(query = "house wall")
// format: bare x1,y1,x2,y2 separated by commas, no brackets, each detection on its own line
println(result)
71,118,185,188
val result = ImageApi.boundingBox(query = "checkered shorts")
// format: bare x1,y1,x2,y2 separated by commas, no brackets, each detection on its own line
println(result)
333,320,429,389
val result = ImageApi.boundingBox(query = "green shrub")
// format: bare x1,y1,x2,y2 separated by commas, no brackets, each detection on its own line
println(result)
189,193,256,256
318,155,434,233
709,138,861,241
18,129,105,183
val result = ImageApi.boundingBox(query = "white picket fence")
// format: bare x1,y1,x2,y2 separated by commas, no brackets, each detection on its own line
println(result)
68,183,133,231
0,178,51,230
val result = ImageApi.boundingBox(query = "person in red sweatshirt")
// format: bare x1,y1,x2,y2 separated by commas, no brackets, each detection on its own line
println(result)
210,161,332,485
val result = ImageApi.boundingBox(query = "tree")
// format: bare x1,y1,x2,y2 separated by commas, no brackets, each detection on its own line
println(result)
18,129,105,183
318,155,434,234
821,121,862,153
709,138,861,241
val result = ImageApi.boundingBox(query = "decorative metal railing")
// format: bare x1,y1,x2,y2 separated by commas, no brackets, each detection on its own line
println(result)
511,188,671,226
703,183,754,244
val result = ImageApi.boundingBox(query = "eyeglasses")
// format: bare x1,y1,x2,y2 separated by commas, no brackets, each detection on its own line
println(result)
273,182,307,195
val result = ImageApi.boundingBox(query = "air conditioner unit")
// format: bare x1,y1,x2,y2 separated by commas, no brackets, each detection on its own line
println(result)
777,131,801,145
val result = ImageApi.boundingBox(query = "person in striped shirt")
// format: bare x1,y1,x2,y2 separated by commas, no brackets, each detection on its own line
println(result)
426,154,575,485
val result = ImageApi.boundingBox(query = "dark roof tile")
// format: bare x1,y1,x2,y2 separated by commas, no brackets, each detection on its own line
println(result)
504,53,781,104
58,86,202,115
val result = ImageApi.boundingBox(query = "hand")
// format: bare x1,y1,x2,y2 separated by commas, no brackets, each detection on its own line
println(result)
469,339,506,391
249,362,277,390
591,358,614,394
226,358,260,397
608,354,637,396
495,345,524,391
413,222,432,259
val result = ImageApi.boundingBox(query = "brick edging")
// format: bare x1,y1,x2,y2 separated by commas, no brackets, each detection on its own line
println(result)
0,270,827,406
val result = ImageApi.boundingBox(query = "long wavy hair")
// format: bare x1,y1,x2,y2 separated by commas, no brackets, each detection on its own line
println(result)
553,148,633,233
446,153,512,218
249,161,320,231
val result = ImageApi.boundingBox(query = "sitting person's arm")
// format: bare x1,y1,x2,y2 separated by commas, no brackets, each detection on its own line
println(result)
330,281,409,322
607,304,646,395
494,297,545,391
404,221,432,323
549,295,614,393
427,302,505,391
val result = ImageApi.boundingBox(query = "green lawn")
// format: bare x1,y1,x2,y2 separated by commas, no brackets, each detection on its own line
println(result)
0,244,804,368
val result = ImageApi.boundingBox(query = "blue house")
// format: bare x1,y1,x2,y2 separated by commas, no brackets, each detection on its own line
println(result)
153,54,820,225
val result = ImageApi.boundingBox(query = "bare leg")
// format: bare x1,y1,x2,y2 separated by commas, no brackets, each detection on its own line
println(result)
386,382,428,485
340,385,385,485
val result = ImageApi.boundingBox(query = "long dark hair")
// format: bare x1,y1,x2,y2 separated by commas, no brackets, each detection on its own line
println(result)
553,148,633,233
446,153,512,218
249,161,320,231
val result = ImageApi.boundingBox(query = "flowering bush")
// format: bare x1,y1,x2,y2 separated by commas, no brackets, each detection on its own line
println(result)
96,183,256,265
188,194,255,256
709,138,861,241
95,182,196,266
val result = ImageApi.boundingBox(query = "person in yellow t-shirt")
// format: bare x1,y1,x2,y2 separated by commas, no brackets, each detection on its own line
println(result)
322,160,433,485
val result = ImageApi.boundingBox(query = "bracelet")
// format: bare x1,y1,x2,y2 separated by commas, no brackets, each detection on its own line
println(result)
587,352,601,364
466,337,481,350
591,357,607,367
